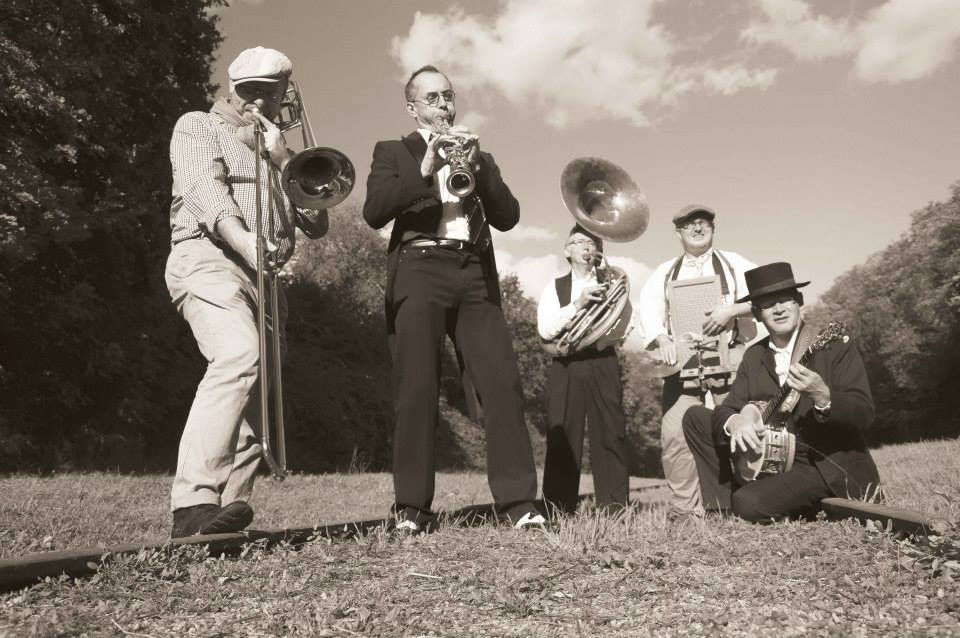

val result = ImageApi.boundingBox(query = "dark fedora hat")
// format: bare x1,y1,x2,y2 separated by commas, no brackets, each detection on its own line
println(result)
736,262,810,303
672,204,716,227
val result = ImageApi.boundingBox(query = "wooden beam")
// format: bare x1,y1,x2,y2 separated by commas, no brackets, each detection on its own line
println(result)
0,481,667,593
820,497,947,535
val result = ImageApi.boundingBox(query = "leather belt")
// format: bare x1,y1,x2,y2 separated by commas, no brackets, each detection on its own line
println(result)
405,238,477,252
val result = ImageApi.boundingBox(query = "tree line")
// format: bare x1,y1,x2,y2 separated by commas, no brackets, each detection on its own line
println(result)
1,0,955,474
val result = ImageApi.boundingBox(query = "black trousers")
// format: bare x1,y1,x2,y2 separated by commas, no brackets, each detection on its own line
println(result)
682,406,831,522
391,246,537,515
542,351,628,515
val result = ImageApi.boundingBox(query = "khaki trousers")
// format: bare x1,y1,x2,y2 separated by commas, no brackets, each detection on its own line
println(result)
164,239,286,511
660,374,727,513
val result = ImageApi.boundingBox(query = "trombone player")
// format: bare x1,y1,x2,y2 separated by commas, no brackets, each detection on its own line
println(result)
165,46,327,537
537,225,629,516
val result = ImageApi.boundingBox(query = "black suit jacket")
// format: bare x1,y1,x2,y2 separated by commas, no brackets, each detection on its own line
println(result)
712,332,880,499
361,131,520,335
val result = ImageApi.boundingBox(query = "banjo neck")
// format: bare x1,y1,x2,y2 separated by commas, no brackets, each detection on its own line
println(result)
759,321,847,425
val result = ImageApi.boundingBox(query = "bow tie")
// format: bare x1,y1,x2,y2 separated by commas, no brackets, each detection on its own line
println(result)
683,253,710,270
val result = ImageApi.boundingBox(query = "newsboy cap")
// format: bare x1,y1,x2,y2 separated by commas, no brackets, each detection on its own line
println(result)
228,46,292,85
672,204,716,227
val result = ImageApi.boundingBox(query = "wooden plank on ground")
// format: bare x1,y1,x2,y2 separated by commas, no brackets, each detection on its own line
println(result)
0,481,667,593
820,497,948,535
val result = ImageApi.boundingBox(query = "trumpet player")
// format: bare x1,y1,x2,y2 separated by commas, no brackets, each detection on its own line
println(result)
362,65,543,533
165,47,327,537
537,226,629,516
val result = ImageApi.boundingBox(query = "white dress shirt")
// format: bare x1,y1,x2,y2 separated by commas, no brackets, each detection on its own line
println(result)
637,248,756,348
769,328,800,386
418,128,469,241
537,269,598,341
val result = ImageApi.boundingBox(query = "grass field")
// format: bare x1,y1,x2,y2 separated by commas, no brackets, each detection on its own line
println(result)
1,439,959,636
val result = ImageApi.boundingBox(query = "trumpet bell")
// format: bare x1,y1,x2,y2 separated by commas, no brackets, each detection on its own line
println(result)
281,147,356,210
447,168,475,198
560,157,649,242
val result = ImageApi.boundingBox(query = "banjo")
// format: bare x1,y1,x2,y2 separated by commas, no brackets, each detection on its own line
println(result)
732,322,848,483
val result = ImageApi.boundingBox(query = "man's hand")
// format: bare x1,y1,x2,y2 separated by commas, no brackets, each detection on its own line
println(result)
420,129,451,178
655,334,677,366
216,217,278,271
787,363,831,408
251,112,290,170
703,303,737,337
448,124,480,172
727,413,767,454
574,284,604,310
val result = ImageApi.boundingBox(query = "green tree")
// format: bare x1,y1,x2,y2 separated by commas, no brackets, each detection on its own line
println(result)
0,0,223,469
807,181,960,443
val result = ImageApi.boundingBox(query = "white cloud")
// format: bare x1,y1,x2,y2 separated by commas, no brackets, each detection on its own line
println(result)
701,65,779,96
743,0,960,83
492,224,560,243
854,0,960,83
391,0,777,129
741,0,857,61
494,249,563,299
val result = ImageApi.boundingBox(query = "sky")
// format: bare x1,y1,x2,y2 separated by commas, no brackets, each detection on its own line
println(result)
211,0,960,349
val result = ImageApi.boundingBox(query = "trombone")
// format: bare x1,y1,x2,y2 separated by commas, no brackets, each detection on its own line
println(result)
252,80,355,479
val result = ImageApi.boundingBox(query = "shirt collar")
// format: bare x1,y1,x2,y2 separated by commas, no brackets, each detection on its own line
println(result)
683,248,714,267
768,327,800,356
571,268,596,283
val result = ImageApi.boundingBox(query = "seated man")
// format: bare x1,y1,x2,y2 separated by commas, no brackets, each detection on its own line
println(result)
682,262,880,522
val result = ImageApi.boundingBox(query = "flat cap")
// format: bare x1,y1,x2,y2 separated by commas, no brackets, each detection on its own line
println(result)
672,204,716,227
228,46,292,85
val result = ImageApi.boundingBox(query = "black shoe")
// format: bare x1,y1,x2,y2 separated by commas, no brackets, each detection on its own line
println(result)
201,501,254,534
502,502,546,528
171,503,220,538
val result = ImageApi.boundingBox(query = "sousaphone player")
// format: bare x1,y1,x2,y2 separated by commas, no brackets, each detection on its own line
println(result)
538,158,648,516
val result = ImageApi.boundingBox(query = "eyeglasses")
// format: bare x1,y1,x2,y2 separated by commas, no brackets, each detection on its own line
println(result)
679,220,712,231
753,296,798,311
235,82,287,101
413,90,456,107
567,238,597,248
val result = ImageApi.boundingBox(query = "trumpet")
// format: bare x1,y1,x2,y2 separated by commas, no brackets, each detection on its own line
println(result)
250,80,355,479
438,122,476,198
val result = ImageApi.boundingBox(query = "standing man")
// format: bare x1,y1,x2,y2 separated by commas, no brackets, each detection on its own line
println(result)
362,65,543,532
537,225,629,516
682,262,880,521
638,206,756,515
166,47,328,537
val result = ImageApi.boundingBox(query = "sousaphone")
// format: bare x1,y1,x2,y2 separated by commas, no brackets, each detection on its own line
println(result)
542,158,649,356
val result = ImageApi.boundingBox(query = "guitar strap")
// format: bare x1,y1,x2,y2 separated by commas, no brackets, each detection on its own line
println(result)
789,322,817,367
779,321,818,429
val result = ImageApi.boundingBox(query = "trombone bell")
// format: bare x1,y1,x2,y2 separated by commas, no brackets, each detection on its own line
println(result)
282,147,355,210
276,80,356,210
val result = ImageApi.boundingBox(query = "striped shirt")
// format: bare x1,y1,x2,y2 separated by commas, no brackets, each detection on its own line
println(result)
169,107,297,264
